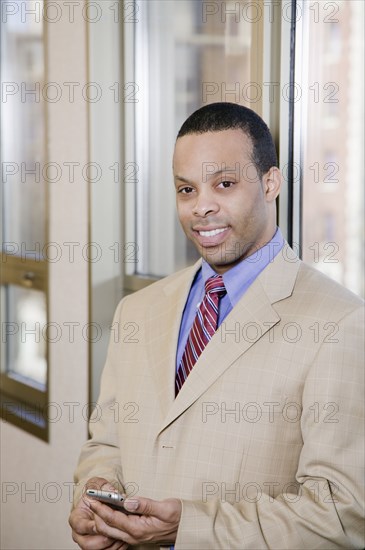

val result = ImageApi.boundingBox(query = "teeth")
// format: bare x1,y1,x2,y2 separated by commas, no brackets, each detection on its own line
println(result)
199,228,227,237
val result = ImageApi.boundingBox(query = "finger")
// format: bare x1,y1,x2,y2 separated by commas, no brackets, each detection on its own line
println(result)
105,540,129,550
101,482,120,492
90,497,180,546
69,509,95,536
123,496,182,539
85,477,113,490
100,539,129,550
88,499,133,527
70,516,95,536
71,531,118,550
93,512,130,543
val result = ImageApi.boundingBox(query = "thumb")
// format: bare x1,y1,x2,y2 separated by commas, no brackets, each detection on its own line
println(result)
124,497,176,521
124,496,159,515
124,497,181,523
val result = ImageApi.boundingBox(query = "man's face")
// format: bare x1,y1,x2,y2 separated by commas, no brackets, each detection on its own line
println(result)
173,129,279,273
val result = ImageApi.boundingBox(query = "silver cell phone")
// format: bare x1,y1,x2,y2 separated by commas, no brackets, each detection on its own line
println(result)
86,489,138,514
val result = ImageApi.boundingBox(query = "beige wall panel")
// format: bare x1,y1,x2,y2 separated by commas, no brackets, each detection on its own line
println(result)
1,4,89,549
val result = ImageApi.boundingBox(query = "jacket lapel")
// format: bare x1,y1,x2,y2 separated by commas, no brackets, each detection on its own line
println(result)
147,261,202,418
154,244,301,434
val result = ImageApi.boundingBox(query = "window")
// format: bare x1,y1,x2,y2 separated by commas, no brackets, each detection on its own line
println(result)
293,0,364,295
123,0,265,284
1,0,49,440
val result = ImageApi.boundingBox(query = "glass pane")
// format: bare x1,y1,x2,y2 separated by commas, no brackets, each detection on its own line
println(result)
1,0,46,256
299,0,364,296
125,0,255,277
1,285,47,387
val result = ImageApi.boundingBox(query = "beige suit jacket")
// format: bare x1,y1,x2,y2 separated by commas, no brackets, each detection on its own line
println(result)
74,245,364,549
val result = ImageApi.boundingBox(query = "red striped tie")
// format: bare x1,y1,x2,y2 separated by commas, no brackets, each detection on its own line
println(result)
175,275,226,395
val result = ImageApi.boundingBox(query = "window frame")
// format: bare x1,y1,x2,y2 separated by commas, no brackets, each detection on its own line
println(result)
0,5,49,442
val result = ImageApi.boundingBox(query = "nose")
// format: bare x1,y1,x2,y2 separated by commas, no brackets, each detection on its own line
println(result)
192,189,219,217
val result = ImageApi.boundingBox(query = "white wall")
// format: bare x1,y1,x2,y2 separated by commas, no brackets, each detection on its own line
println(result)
1,7,89,549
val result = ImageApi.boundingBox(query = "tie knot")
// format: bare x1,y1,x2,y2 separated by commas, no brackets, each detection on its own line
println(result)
205,275,226,297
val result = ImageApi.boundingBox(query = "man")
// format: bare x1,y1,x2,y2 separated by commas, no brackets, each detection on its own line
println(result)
70,103,364,549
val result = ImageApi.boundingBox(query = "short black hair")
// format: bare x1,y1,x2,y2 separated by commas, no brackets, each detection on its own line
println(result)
177,102,278,179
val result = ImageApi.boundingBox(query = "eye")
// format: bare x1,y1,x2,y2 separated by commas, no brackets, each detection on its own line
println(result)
218,180,235,189
178,186,194,194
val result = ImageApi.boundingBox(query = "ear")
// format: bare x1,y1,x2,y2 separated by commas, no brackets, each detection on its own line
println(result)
262,166,282,202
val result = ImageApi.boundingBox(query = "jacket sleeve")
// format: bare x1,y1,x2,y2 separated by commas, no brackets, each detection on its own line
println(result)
175,305,365,549
73,298,126,505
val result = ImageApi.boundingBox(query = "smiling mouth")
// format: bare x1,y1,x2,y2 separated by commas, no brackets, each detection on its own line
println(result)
197,227,228,237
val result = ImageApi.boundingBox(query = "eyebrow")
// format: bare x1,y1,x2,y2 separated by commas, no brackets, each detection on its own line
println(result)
174,167,238,184
174,175,192,184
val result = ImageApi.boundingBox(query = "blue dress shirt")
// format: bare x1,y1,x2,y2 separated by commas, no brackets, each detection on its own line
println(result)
176,228,284,370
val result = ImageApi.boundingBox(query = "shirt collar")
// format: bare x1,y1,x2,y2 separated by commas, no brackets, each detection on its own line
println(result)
201,227,284,308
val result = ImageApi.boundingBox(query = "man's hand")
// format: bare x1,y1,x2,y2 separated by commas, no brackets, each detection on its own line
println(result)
88,495,182,546
69,477,129,550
